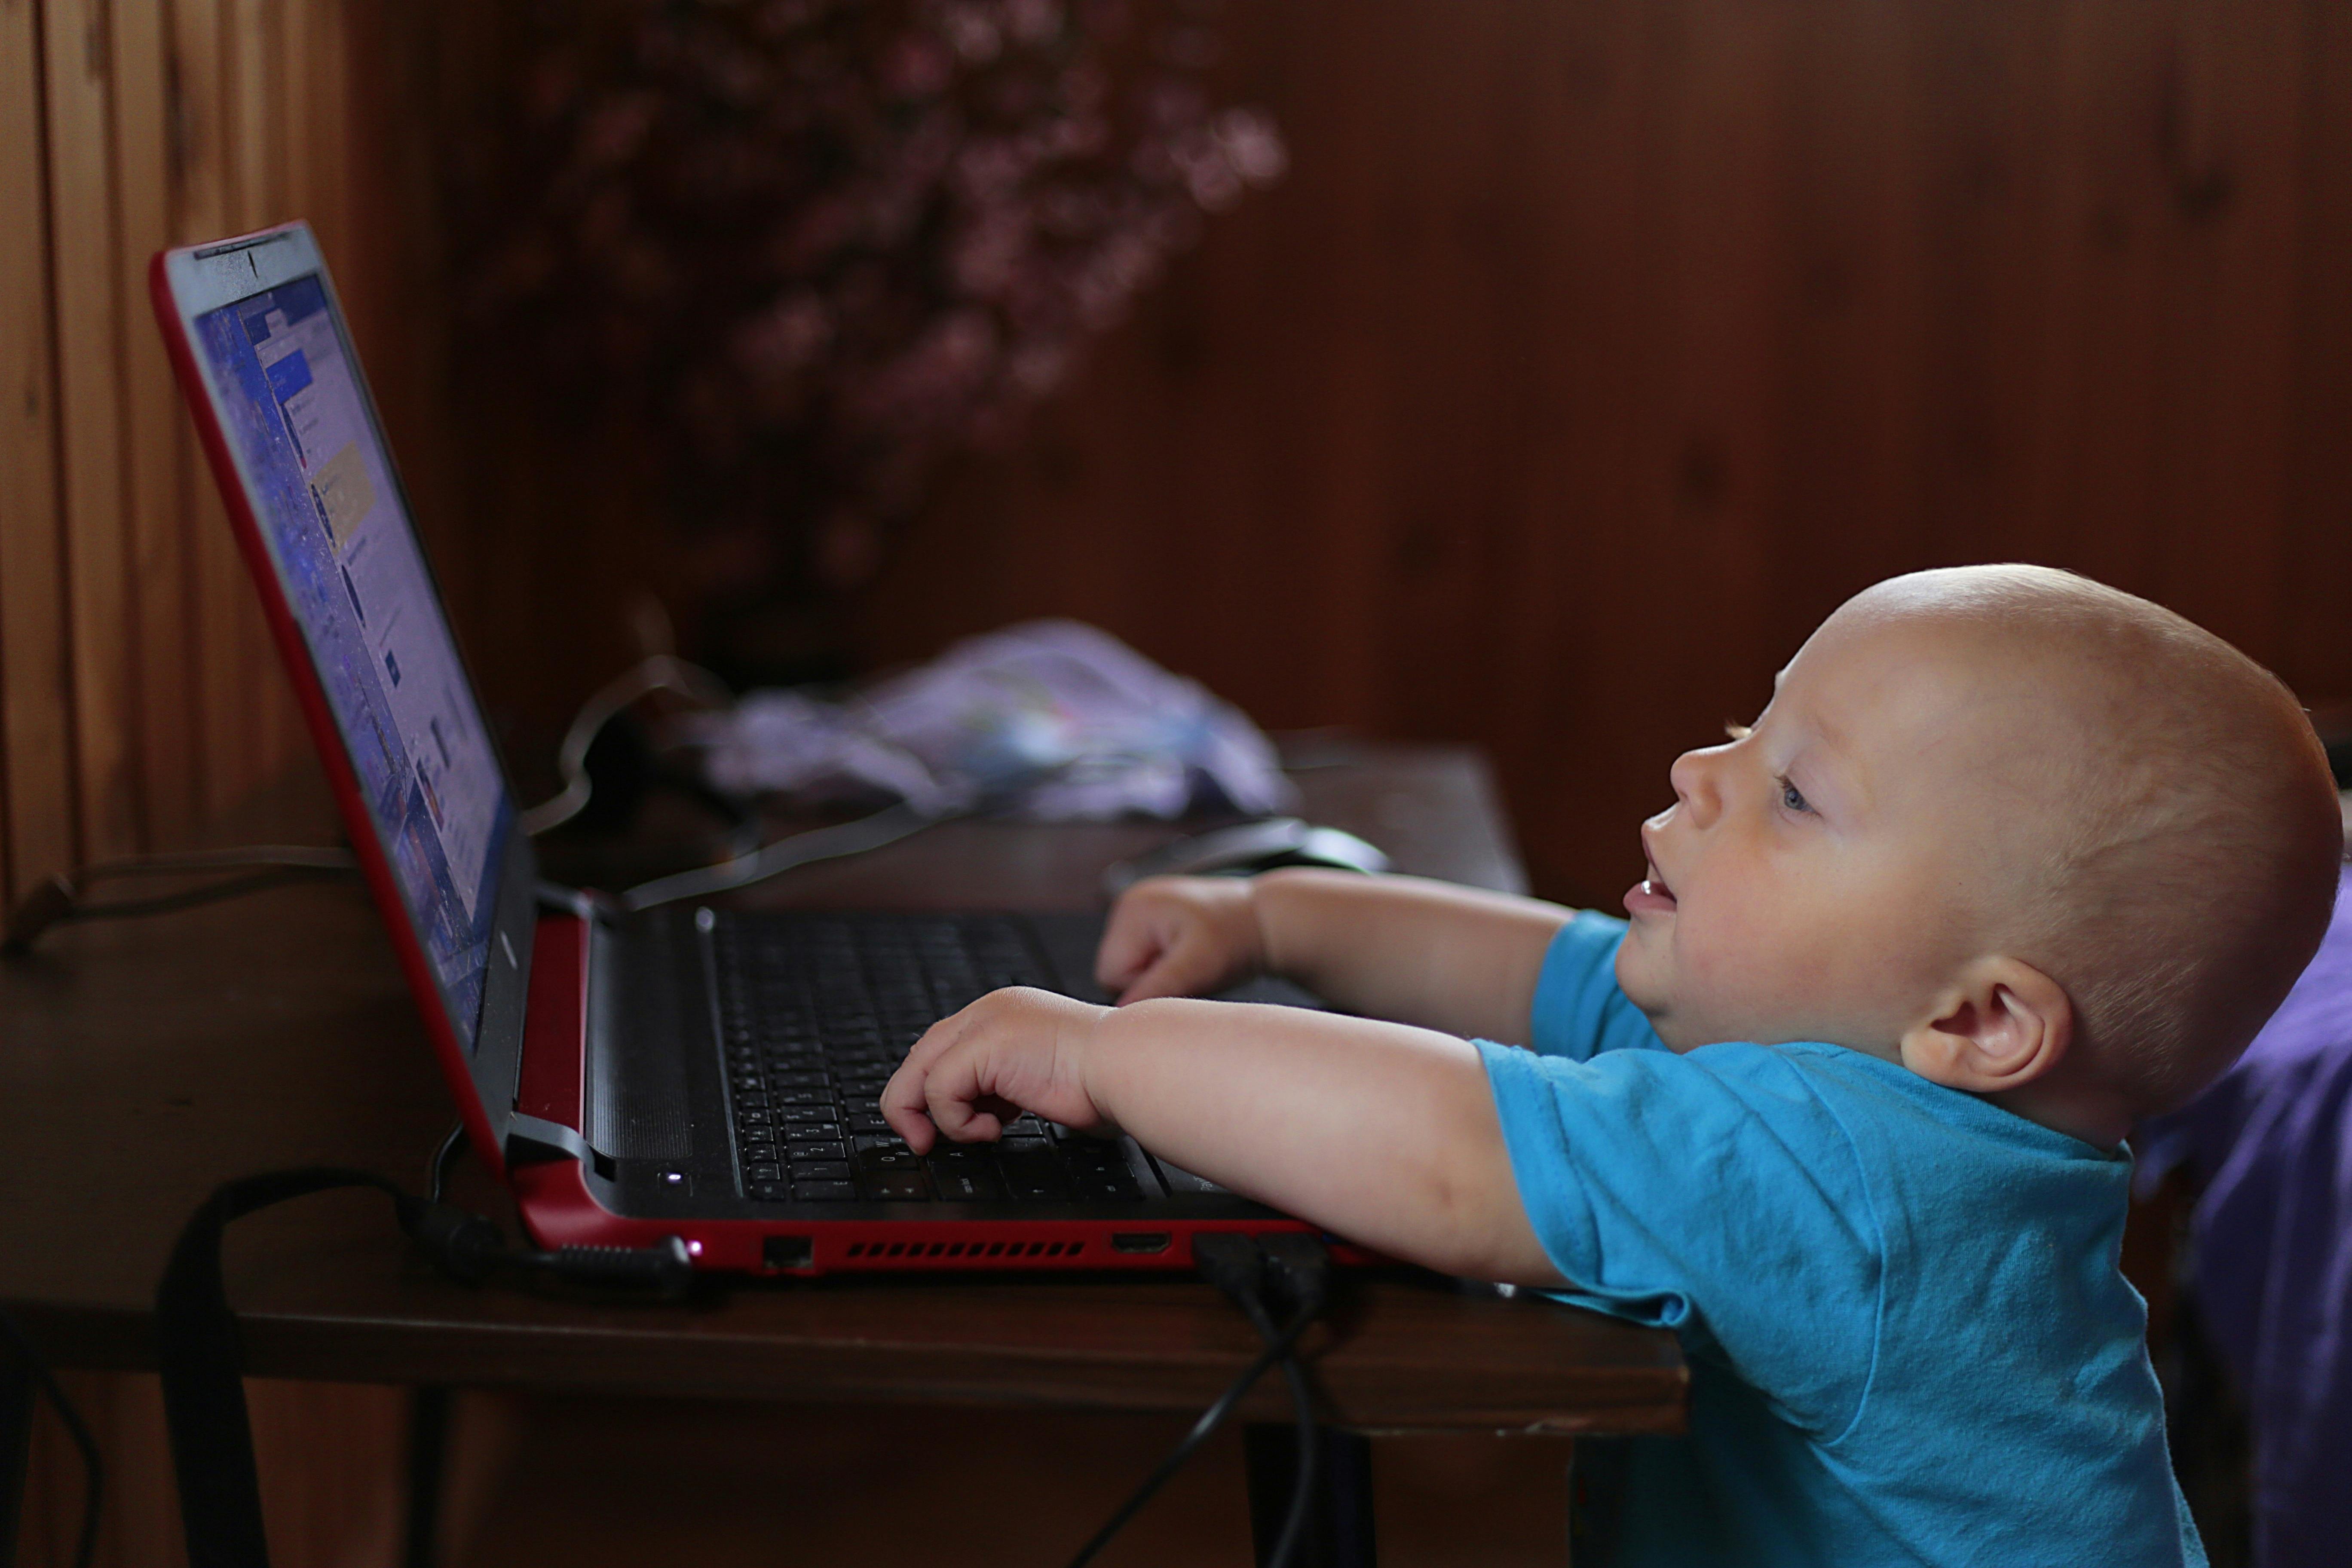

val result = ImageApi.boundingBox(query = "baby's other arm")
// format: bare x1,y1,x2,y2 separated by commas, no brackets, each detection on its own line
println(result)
1099,869,1571,1042
880,986,1565,1285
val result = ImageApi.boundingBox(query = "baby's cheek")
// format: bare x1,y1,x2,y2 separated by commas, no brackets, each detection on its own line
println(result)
1684,905,1823,1020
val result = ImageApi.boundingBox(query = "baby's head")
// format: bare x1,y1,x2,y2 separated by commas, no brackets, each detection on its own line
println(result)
1615,565,2343,1144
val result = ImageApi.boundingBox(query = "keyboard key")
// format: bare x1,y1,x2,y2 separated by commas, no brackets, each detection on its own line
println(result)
750,1180,791,1201
786,1138,847,1161
789,1160,851,1181
928,1160,1007,1202
794,1179,858,1201
779,1104,839,1124
736,1109,772,1128
859,1170,931,1201
1003,1167,1074,1201
1063,1145,1130,1177
747,1161,782,1182
1080,1177,1143,1202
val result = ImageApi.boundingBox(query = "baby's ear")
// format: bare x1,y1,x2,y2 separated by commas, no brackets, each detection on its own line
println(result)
1899,957,2073,1094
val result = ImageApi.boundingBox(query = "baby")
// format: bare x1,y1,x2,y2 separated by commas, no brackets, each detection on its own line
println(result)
882,564,2343,1563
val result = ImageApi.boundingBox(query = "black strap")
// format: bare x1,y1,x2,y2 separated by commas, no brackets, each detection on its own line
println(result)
155,1168,409,1568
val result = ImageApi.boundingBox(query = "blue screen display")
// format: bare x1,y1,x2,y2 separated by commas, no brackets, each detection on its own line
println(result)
197,276,511,1051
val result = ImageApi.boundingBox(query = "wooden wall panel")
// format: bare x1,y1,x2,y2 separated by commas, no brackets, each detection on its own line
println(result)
43,0,141,863
9,1,432,1560
2282,0,2352,705
849,0,2352,905
110,0,199,851
1,0,79,895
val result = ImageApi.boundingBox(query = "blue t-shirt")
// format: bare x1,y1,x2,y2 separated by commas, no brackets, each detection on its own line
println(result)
1477,912,2203,1566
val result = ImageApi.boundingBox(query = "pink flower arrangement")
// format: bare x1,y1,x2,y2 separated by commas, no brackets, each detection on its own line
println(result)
463,0,1282,665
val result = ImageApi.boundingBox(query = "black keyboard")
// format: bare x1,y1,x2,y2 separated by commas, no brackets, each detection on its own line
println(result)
711,913,1147,1205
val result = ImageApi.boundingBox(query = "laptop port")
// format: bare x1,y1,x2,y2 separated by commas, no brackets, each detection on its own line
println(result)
763,1234,814,1270
1111,1231,1172,1255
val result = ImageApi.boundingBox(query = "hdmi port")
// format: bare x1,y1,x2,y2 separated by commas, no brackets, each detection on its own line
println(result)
1111,1231,1172,1255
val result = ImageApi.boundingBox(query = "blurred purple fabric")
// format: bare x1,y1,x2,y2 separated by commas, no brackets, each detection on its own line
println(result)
2139,867,2352,1568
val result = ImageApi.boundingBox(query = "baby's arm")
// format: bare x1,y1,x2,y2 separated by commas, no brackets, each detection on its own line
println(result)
1099,869,1572,1042
879,986,1565,1284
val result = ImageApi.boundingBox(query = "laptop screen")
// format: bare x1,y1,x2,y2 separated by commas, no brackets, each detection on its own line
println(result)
195,274,511,1052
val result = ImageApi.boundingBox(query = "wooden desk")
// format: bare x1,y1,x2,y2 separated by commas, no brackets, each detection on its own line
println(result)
1,744,1683,1563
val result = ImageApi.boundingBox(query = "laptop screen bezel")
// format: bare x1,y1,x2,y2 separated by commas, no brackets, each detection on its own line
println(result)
153,222,539,1176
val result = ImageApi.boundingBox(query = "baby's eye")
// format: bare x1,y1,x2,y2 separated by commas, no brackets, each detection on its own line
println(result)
1778,777,1810,814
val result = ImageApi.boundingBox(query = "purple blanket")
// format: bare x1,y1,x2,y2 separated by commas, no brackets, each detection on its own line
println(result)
2140,867,2352,1568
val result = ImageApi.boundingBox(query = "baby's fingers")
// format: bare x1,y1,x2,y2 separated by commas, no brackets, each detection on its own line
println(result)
882,1012,970,1150
1115,922,1244,1004
921,1049,1004,1145
1115,946,1209,1005
1094,903,1173,993
879,1066,939,1152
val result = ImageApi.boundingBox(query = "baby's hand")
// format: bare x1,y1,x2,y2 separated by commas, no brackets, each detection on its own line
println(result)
880,987,1116,1154
1094,875,1266,1004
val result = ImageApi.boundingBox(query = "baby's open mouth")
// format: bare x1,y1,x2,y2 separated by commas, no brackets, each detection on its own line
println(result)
1626,860,1677,914
1626,829,1678,917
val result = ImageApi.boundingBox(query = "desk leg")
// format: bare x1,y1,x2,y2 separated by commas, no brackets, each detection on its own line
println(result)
0,1359,30,1568
1243,1423,1375,1568
403,1384,453,1568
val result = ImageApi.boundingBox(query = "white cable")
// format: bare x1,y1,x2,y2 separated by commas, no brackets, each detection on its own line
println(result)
617,800,944,913
518,654,735,838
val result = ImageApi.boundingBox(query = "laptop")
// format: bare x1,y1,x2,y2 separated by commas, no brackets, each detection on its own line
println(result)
151,222,1320,1275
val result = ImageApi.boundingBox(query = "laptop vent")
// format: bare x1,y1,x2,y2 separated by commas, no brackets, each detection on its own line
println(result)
843,1239,1084,1262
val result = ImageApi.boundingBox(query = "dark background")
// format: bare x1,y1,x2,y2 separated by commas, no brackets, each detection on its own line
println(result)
424,0,2352,907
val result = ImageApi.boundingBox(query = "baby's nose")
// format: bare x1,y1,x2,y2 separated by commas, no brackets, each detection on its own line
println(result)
1668,748,1724,826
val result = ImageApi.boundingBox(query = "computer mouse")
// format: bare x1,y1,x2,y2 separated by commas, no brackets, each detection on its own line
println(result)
1101,818,1390,898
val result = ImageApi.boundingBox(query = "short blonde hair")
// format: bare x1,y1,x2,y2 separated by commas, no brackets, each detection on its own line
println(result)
1893,567,2342,1113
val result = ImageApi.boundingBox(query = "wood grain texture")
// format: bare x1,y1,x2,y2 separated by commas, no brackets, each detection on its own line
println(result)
111,0,198,853
6,8,2349,904
0,0,79,898
839,0,2352,906
43,0,142,863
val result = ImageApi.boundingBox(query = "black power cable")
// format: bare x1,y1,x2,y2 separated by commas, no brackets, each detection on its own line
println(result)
426,1122,467,1205
155,1167,695,1568
1241,1234,1333,1568
1064,1232,1332,1568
